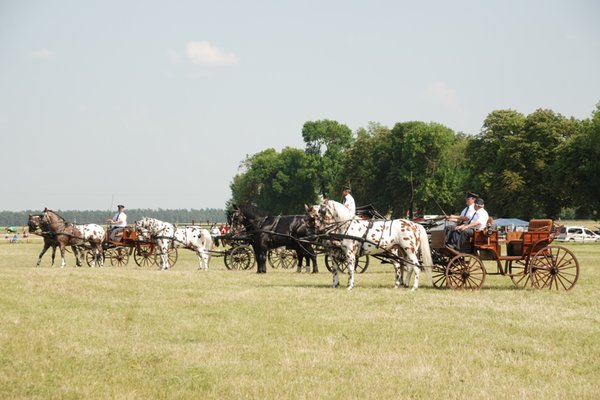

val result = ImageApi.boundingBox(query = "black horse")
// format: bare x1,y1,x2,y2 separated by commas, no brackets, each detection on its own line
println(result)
230,204,318,274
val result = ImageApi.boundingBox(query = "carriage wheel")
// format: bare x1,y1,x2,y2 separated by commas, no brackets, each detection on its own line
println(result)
224,245,255,270
84,249,104,267
134,244,156,268
154,247,178,268
508,259,533,288
529,245,579,291
268,248,297,269
430,250,449,288
324,255,370,273
445,254,486,290
109,247,129,267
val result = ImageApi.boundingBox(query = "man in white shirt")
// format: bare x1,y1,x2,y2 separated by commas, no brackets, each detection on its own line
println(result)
445,191,477,244
447,197,489,251
107,204,127,242
341,185,356,216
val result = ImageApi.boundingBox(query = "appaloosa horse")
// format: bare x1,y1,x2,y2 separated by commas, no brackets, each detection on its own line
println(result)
305,200,432,290
229,204,318,274
135,217,214,270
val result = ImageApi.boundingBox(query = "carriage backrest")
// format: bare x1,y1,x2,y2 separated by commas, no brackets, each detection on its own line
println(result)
521,219,553,254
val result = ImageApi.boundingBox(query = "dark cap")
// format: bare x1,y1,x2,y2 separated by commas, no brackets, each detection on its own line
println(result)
475,198,485,206
117,204,125,209
465,191,478,199
342,185,351,191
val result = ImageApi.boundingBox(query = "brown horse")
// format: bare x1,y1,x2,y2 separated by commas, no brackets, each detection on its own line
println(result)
28,214,61,267
39,209,86,267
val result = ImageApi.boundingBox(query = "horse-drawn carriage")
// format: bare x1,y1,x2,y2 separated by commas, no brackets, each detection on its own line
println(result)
427,219,579,290
84,226,178,268
303,200,579,291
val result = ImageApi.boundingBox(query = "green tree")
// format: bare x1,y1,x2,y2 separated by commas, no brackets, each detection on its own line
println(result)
228,147,318,214
302,120,353,198
555,103,600,219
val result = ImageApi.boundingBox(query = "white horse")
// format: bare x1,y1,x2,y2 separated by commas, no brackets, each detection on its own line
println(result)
305,200,432,291
135,218,213,270
174,226,214,270
76,224,106,267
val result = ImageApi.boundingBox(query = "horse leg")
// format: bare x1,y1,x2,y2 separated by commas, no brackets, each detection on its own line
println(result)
96,243,104,268
296,251,302,273
332,260,340,288
408,255,421,291
37,242,51,267
73,246,83,267
311,253,318,273
394,260,404,288
59,244,67,268
51,245,57,266
347,253,356,291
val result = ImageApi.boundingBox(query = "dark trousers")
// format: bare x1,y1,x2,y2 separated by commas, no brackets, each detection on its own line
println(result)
447,227,475,251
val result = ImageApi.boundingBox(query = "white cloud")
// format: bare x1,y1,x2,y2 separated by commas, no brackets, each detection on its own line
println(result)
186,41,238,66
420,82,462,113
30,49,56,60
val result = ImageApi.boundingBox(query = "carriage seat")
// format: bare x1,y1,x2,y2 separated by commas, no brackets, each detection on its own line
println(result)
506,219,553,256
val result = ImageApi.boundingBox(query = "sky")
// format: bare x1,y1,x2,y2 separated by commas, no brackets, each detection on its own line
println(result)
1,0,599,212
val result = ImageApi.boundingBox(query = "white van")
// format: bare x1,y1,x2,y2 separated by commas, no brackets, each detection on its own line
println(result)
556,226,600,242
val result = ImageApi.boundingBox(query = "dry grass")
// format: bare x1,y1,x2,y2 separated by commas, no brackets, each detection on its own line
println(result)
1,241,599,399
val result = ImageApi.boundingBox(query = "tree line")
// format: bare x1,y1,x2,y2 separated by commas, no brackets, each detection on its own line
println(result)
229,103,600,221
0,208,227,228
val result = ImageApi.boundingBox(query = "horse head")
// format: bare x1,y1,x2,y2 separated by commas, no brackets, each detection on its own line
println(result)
229,204,269,235
304,204,322,234
28,214,44,233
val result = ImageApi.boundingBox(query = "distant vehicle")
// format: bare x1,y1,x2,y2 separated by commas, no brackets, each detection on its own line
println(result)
556,226,600,242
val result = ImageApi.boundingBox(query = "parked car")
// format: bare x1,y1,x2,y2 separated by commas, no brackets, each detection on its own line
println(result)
556,226,600,242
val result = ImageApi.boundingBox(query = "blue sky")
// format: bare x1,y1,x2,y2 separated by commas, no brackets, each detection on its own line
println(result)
1,0,598,212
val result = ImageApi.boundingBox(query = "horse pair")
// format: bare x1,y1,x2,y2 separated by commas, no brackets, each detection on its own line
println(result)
304,199,433,291
134,217,213,270
28,209,105,268
229,204,318,274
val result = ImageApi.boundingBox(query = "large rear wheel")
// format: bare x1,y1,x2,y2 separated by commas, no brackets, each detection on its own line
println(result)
445,254,486,290
134,244,156,268
225,245,255,270
154,247,178,268
530,245,579,291
108,247,129,267
268,248,297,269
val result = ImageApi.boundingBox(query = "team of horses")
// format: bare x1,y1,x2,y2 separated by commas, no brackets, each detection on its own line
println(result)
28,201,433,291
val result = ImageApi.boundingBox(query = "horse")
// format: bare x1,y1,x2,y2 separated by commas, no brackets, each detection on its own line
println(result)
229,204,318,274
28,214,60,267
135,217,213,270
38,209,105,267
304,199,432,291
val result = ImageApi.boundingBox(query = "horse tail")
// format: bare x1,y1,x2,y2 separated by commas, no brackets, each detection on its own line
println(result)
417,223,433,272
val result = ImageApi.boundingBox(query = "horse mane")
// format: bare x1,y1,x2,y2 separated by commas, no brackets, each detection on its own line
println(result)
236,204,269,219
43,208,66,222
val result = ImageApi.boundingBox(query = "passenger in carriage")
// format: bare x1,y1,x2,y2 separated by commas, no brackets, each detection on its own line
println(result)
444,191,477,241
341,185,356,216
107,204,127,242
447,197,489,251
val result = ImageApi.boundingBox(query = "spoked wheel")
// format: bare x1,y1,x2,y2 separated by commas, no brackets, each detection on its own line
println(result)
268,248,297,269
445,254,486,290
431,250,449,288
530,245,579,291
109,247,129,267
225,245,256,270
325,255,370,273
85,249,104,267
134,244,156,268
154,247,178,269
508,259,533,288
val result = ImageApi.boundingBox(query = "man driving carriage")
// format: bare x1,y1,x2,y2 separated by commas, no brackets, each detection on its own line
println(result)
107,204,127,242
446,197,489,251
341,185,356,215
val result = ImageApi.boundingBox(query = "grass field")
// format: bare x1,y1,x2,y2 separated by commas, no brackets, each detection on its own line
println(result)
1,241,599,399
